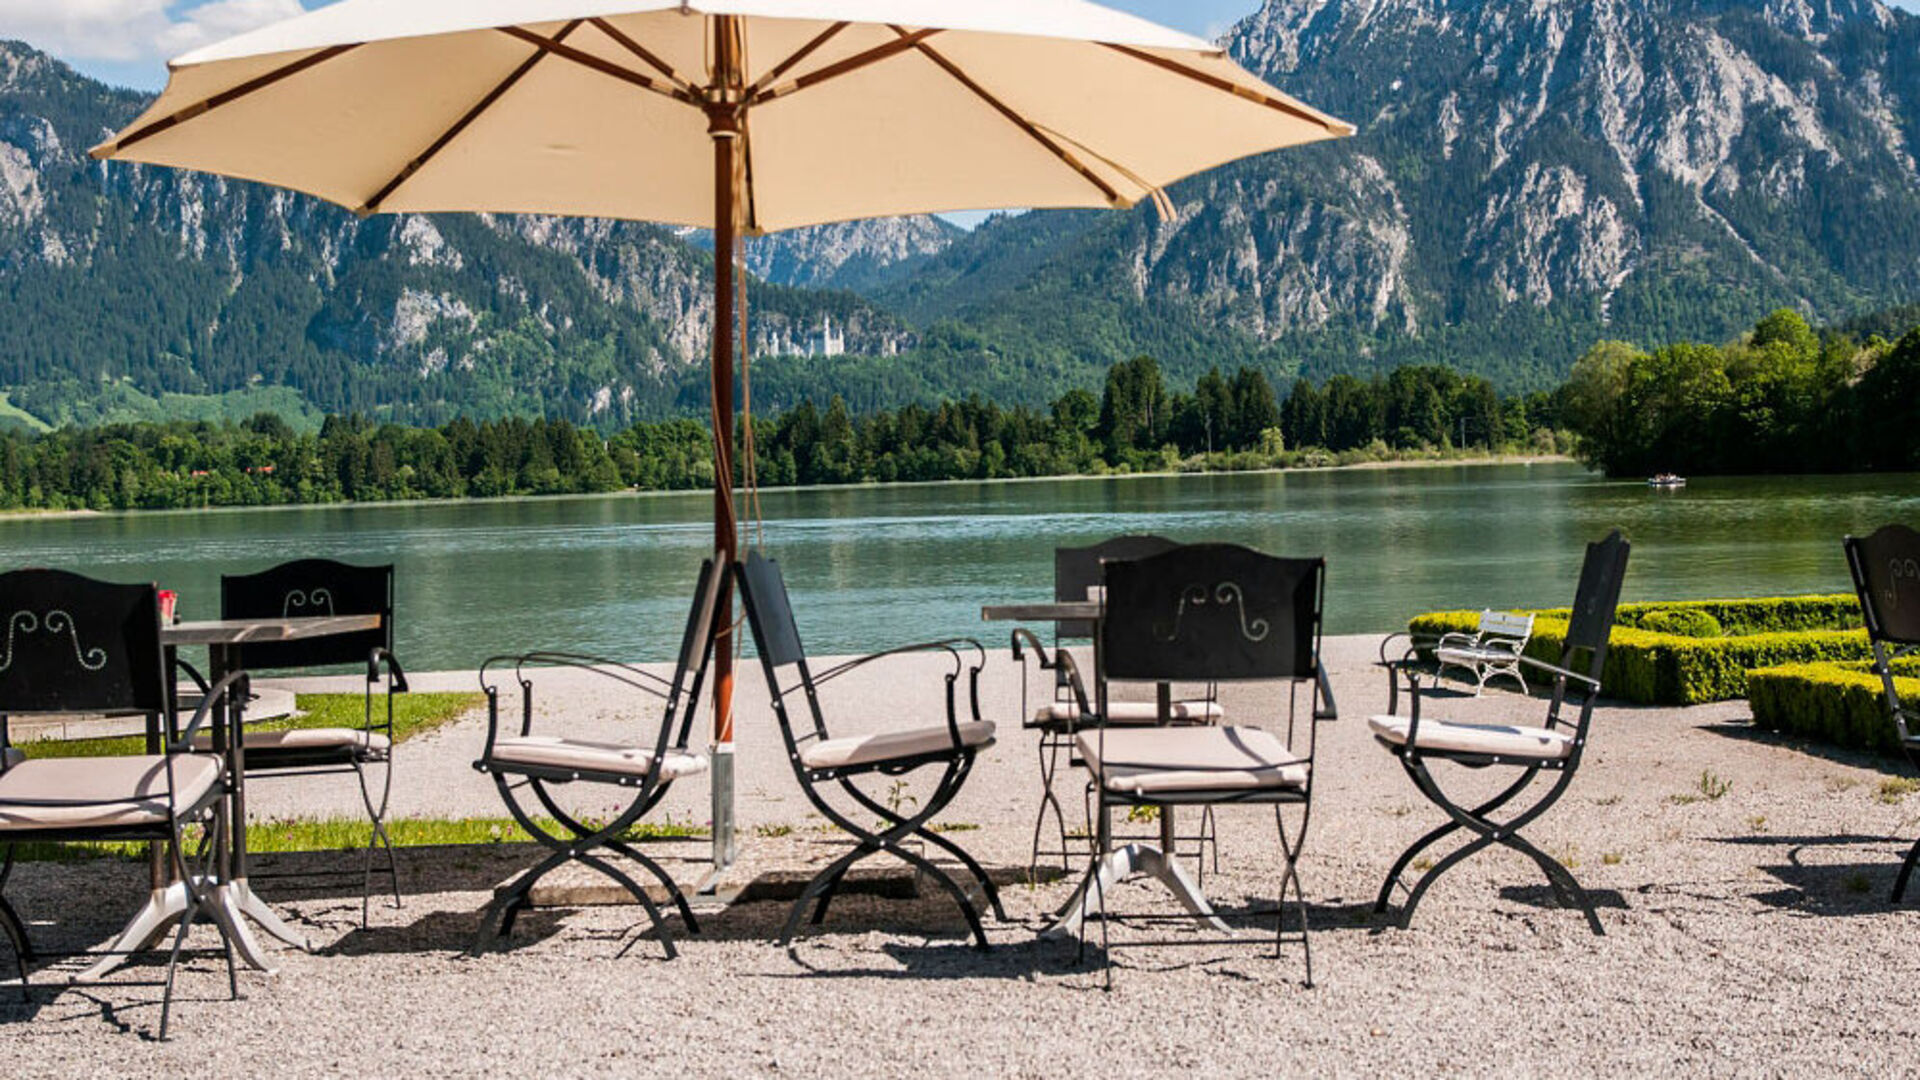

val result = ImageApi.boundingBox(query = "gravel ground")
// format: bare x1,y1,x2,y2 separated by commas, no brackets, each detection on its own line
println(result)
4,634,1920,1076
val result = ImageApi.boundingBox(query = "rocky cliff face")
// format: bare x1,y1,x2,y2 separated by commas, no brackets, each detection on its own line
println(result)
1221,0,1920,337
866,0,1920,389
0,39,915,424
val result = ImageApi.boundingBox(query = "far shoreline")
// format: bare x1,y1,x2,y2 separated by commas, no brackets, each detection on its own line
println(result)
0,452,1581,522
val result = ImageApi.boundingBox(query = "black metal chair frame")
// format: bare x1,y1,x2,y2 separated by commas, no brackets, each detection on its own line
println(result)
190,559,408,927
1844,524,1920,902
1016,535,1224,879
736,550,1006,951
1072,543,1331,987
0,570,250,1039
469,557,727,958
1371,531,1630,936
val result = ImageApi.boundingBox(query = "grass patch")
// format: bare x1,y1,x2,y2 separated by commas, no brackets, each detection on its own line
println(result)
1877,778,1920,805
9,814,707,863
17,691,483,760
753,824,795,839
1125,805,1160,824
1601,851,1624,866
1671,770,1731,805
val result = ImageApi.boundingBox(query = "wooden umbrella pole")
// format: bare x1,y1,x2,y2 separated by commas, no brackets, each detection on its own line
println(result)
708,14,743,871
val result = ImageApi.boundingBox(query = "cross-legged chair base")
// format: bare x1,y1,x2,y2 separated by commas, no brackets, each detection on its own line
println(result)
782,732,1006,951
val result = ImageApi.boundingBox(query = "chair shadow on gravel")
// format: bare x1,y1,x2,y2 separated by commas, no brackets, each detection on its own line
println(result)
762,893,1383,983
1696,720,1912,776
1710,833,1918,915
1495,884,1629,912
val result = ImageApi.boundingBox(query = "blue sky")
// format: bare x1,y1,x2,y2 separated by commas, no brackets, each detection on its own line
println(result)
8,0,1918,93
14,1,1262,91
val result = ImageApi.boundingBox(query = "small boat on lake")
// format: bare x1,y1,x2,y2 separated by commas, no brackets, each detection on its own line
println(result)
1648,474,1687,489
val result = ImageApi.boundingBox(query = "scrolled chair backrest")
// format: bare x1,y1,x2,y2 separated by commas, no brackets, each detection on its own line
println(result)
0,568,166,715
1846,524,1920,648
1101,543,1324,685
1561,530,1632,681
221,558,394,670
1054,534,1180,641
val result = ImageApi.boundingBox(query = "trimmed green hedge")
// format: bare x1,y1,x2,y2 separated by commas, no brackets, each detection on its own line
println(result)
1408,595,1869,706
1748,660,1920,756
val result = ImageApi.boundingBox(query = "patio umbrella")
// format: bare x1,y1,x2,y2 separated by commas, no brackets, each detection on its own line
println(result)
92,0,1353,866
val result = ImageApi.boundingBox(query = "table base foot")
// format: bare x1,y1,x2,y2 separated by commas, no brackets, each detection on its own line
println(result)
1042,844,1228,939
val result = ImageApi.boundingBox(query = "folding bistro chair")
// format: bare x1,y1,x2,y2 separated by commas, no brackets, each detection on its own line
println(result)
736,550,1003,950
1013,535,1224,873
1370,530,1630,935
470,556,725,957
1064,542,1330,986
0,569,247,1039
1843,524,1920,902
193,559,407,926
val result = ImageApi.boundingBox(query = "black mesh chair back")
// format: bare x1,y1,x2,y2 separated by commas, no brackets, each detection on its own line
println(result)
1102,543,1324,685
221,559,394,670
1054,534,1179,640
1561,530,1631,679
736,550,823,738
0,569,164,715
738,550,808,670
1847,524,1920,647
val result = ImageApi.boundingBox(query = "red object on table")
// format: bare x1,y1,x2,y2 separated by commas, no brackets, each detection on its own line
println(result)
157,589,178,624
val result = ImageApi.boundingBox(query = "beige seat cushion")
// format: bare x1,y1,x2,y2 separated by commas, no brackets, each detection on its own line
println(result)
486,736,707,780
0,754,222,831
1033,700,1223,727
1368,715,1573,761
800,721,995,771
193,728,392,754
1076,726,1307,795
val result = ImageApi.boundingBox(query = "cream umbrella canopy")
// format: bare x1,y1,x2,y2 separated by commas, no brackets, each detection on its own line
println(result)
93,0,1353,865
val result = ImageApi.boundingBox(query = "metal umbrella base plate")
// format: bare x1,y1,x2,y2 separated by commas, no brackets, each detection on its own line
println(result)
1043,843,1228,939
71,877,308,983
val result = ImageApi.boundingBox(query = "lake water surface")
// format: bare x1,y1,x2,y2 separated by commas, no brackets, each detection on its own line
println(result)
4,462,1915,669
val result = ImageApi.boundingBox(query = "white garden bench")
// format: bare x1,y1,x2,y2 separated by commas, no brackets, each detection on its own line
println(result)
1434,610,1535,696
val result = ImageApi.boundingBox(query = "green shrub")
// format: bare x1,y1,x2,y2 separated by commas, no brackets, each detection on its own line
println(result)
1748,660,1920,757
1634,608,1724,638
1407,595,1869,706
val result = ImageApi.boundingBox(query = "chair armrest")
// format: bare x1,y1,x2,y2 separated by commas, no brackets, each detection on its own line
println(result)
172,669,250,749
368,647,409,694
475,651,682,768
1436,631,1480,650
1517,654,1601,688
810,638,987,752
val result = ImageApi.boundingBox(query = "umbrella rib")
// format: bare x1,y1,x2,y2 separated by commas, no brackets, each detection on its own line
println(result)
900,31,1125,208
92,44,359,158
590,17,696,95
746,28,938,105
359,20,586,216
1100,43,1354,135
496,25,696,105
742,21,848,101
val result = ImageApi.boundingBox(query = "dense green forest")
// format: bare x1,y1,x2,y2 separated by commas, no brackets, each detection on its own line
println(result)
1561,309,1920,477
0,361,1558,512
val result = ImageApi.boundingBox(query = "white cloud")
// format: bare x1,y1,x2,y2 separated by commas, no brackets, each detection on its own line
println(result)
0,0,303,64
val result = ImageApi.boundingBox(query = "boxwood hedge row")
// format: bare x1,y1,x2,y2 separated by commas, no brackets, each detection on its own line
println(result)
1407,595,1869,706
1747,660,1920,757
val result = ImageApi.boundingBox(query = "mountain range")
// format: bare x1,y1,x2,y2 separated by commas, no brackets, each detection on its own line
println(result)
0,0,1916,429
